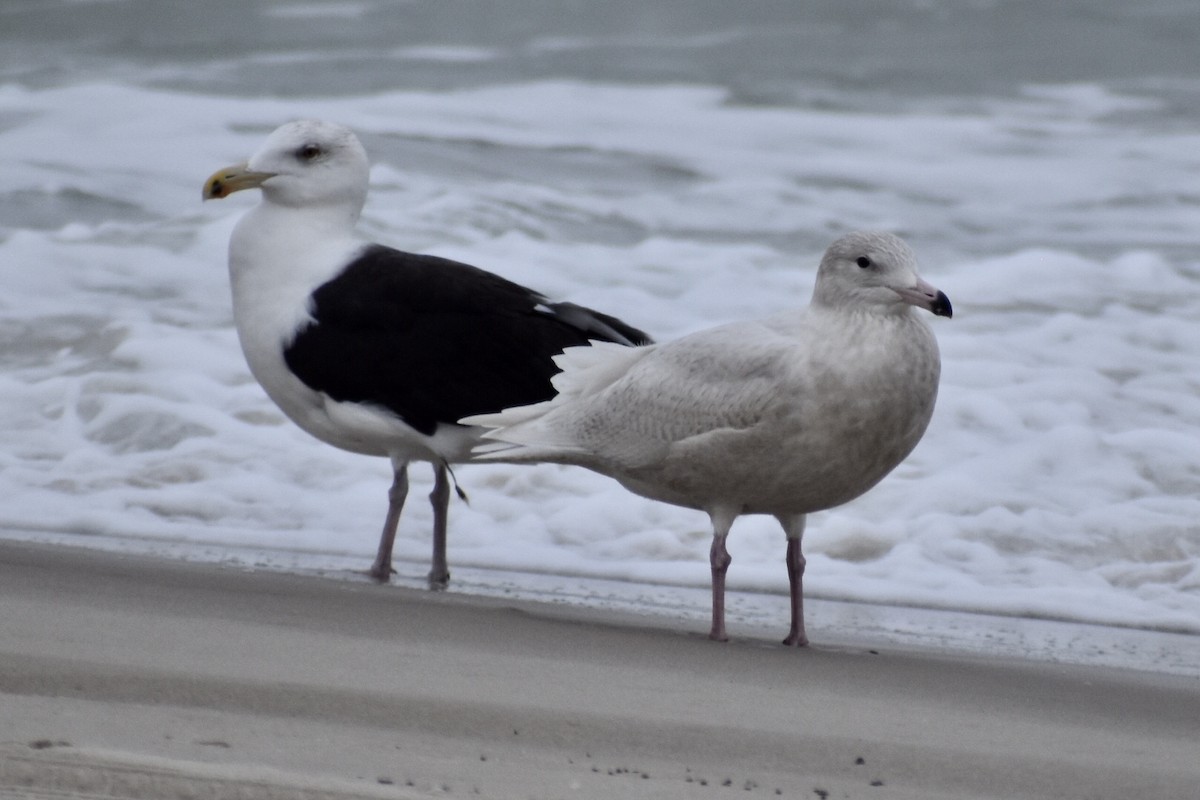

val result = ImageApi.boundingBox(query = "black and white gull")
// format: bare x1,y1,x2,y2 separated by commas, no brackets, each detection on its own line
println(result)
464,231,951,645
202,119,650,587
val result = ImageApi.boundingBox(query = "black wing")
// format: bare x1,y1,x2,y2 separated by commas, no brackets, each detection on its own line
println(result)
283,244,652,435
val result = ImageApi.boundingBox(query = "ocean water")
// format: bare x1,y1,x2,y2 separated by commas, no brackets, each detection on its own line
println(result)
3,1,1200,668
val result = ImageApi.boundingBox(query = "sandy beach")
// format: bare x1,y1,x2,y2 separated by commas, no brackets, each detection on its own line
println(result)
0,539,1197,800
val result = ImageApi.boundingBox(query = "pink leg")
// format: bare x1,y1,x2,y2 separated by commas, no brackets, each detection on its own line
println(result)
708,511,735,642
779,514,808,646
427,463,451,590
368,462,408,582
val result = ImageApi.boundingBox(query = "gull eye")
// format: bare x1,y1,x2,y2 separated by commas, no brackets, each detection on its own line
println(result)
855,256,872,269
296,143,323,161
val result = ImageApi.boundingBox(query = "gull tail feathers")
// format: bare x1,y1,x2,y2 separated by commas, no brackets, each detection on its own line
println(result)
465,411,589,463
460,398,577,463
461,401,548,431
549,340,653,398
462,340,652,463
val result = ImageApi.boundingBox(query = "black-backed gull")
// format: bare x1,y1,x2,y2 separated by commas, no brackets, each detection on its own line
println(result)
204,119,650,588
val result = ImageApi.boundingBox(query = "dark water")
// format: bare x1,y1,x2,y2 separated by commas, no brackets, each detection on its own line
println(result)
5,0,1200,108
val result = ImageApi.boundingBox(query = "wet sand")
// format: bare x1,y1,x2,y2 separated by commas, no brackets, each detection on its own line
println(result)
1,539,1197,799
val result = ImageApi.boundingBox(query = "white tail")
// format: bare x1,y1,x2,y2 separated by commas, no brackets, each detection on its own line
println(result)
461,340,653,462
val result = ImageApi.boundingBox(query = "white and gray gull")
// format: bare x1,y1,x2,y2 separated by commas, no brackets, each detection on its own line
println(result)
464,231,950,645
203,119,651,588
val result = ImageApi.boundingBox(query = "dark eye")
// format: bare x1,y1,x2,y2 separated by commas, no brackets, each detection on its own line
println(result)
296,143,322,161
856,256,872,269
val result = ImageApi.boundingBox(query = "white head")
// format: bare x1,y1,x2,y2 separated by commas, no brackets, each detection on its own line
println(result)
812,231,952,318
203,119,371,218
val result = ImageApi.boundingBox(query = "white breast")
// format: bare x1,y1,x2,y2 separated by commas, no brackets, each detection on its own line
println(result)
226,203,461,460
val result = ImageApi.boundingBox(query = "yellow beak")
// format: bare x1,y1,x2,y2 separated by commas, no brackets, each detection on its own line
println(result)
202,162,277,200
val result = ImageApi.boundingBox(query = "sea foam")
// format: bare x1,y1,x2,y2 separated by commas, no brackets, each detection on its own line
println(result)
2,79,1199,641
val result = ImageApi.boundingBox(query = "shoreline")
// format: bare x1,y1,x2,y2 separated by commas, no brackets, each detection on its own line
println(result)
5,530,1199,678
2,538,1198,799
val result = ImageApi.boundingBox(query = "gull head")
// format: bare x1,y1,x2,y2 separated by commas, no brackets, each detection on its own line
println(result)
814,231,952,318
202,119,371,215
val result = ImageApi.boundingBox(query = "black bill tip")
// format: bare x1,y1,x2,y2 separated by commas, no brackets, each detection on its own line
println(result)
931,290,953,318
